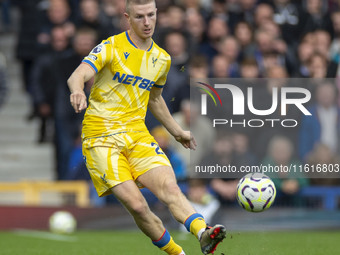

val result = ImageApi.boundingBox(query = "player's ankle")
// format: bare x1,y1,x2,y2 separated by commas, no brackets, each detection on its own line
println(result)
197,227,206,240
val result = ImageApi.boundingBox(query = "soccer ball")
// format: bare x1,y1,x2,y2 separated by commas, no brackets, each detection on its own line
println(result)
237,173,276,212
49,211,77,234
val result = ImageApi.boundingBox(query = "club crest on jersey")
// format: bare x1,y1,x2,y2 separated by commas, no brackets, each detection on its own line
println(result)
100,174,108,184
124,52,130,60
152,57,158,67
92,45,103,54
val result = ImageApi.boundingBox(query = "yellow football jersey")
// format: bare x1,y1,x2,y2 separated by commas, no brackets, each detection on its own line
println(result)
81,31,171,139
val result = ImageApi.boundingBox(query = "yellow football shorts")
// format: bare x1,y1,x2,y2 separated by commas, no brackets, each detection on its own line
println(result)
82,131,171,197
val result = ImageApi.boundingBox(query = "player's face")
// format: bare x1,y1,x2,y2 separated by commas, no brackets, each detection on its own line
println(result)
125,2,157,40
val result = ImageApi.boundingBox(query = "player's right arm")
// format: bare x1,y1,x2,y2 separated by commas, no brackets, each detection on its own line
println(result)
67,63,95,113
68,38,114,113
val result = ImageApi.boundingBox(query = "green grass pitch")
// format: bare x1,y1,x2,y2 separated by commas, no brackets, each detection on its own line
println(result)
0,230,339,254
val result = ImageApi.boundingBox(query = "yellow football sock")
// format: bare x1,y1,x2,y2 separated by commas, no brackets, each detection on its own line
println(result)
190,217,207,238
184,213,207,239
152,230,183,255
160,237,183,255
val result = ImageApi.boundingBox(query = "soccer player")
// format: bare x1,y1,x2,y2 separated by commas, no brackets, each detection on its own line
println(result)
67,0,226,254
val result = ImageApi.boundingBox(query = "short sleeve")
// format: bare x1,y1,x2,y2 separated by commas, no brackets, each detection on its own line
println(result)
154,57,171,88
82,38,114,73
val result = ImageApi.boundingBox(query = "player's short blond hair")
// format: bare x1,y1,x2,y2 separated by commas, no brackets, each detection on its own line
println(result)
125,0,155,13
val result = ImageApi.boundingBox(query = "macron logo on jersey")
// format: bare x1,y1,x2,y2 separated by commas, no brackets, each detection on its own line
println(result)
124,52,130,60
113,71,155,91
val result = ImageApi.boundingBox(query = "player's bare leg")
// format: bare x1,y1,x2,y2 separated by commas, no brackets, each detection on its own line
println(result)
137,166,196,221
137,166,227,254
111,180,184,255
111,180,163,238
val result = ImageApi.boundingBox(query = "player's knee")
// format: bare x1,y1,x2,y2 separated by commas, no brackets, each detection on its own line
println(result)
129,200,150,217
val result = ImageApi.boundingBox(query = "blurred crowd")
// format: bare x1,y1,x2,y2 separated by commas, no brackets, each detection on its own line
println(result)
1,0,340,208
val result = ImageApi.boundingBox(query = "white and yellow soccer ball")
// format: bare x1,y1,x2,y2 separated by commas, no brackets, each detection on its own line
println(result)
237,173,276,212
49,211,77,234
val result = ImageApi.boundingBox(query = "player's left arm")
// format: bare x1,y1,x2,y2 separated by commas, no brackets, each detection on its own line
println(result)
148,87,196,150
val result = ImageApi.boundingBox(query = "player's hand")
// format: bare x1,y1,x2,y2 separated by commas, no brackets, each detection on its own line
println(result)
175,131,197,150
70,91,87,113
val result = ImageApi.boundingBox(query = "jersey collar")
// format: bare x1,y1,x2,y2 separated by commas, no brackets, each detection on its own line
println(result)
125,30,153,52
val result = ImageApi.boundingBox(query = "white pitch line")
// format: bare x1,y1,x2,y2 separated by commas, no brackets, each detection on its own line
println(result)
12,229,78,242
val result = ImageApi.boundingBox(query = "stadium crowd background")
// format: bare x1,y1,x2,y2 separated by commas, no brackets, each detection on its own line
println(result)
1,0,340,208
